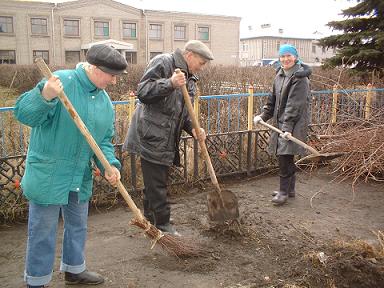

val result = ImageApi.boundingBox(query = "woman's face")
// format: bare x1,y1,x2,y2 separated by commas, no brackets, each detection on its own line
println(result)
91,67,117,89
279,54,296,70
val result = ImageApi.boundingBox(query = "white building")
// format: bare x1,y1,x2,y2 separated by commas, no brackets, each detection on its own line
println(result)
240,24,336,67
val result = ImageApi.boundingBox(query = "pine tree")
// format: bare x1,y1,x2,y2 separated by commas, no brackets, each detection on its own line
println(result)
319,0,384,73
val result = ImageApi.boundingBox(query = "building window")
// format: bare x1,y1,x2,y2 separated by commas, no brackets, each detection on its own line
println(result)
197,26,209,41
64,19,80,37
149,24,161,39
312,45,316,53
322,47,326,53
125,52,137,64
0,16,13,33
65,51,80,64
0,50,16,64
123,22,136,38
31,18,48,35
150,52,162,59
174,25,186,40
33,50,49,64
276,41,280,51
94,21,109,37
241,42,248,52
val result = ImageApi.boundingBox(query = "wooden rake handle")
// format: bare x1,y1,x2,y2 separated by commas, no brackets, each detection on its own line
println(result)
35,58,144,221
175,69,222,194
258,119,320,156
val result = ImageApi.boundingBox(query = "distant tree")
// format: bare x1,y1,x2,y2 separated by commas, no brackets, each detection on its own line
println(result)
319,0,384,73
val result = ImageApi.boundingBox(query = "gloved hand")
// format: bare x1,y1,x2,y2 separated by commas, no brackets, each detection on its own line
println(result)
281,131,292,140
253,115,263,124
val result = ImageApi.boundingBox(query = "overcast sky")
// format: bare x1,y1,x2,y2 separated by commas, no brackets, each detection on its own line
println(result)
32,0,358,37
122,0,357,37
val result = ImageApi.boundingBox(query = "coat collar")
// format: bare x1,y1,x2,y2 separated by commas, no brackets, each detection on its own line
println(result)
75,63,99,92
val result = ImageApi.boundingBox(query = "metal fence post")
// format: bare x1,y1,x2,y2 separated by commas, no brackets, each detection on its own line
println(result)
365,83,373,120
331,84,338,124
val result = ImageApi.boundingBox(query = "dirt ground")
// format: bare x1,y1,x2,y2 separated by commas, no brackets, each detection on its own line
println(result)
1,167,384,288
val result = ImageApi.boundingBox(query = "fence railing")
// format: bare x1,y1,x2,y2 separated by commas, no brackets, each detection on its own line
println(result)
2,85,383,158
1,85,383,221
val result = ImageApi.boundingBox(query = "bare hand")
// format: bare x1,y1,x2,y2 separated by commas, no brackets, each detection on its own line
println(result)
281,131,292,140
253,115,263,124
192,128,206,141
171,71,186,88
104,166,121,187
41,76,63,101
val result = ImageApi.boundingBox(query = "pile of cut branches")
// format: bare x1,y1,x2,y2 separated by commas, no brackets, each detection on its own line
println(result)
315,109,384,186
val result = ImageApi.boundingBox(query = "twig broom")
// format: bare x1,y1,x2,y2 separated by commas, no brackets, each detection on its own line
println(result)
35,58,202,257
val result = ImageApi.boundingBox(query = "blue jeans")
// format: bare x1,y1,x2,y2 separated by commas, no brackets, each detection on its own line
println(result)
24,191,89,286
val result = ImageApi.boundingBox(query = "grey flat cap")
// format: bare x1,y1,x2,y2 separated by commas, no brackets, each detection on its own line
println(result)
184,40,214,61
86,44,128,75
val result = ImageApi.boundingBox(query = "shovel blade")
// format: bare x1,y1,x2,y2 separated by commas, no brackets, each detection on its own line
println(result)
207,189,239,222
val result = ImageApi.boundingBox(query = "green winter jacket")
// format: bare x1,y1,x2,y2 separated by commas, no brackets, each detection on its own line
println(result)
14,64,120,205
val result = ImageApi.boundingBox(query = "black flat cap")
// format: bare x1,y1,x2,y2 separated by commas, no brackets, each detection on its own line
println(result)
86,44,128,75
184,40,214,61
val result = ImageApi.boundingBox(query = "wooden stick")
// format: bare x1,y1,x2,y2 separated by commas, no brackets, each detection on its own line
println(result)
175,69,224,203
259,120,320,156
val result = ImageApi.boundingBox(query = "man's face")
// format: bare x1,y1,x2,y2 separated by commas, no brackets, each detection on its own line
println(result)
279,54,296,70
93,67,117,89
186,52,208,74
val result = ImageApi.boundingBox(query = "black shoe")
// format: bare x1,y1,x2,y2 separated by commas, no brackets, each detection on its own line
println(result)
156,223,181,236
65,270,104,285
271,192,288,205
272,190,295,197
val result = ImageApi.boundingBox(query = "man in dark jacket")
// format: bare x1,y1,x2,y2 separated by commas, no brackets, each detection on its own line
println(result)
254,44,311,205
123,40,214,235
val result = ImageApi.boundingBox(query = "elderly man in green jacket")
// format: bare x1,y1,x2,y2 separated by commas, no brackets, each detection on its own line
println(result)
14,44,127,288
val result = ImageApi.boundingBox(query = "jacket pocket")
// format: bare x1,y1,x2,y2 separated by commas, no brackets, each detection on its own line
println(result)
139,117,170,150
22,154,55,203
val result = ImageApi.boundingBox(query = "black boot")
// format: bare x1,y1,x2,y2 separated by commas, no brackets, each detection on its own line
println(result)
271,176,289,205
65,270,104,285
272,174,296,198
288,174,296,197
143,198,155,224
155,211,181,236
156,223,181,236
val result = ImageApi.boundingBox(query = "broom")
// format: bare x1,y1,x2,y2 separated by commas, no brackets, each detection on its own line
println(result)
34,58,202,258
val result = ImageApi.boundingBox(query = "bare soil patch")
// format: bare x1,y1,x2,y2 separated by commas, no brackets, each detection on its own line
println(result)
1,167,384,288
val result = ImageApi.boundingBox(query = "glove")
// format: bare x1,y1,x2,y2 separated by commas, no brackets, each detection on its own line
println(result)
253,115,263,124
281,131,292,140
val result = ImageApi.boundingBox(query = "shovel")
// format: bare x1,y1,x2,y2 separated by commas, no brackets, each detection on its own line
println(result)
176,69,239,222
258,119,344,163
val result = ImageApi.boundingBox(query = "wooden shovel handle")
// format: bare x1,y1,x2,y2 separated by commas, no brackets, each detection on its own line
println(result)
175,69,221,193
258,119,320,156
35,58,144,221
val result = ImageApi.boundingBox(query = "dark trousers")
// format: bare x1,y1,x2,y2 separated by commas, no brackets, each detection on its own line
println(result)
278,155,296,193
140,158,170,226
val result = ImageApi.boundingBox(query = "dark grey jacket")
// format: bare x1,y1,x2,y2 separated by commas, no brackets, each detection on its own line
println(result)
123,49,196,166
260,63,311,156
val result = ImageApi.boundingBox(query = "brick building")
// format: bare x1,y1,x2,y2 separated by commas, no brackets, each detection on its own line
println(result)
0,0,241,66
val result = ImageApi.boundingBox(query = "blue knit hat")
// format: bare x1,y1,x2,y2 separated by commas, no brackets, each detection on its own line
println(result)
279,44,298,58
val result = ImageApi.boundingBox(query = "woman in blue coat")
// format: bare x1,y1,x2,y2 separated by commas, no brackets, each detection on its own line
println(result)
14,44,127,287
